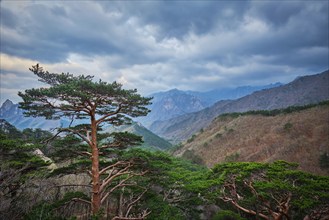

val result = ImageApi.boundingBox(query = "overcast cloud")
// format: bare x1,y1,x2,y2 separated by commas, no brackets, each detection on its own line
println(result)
0,0,328,104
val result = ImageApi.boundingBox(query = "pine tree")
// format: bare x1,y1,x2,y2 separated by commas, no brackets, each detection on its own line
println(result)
18,64,152,216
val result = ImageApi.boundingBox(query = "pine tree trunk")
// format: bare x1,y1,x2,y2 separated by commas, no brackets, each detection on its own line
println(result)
91,118,101,215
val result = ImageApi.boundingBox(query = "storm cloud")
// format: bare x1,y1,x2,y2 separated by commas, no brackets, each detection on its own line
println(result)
0,0,328,104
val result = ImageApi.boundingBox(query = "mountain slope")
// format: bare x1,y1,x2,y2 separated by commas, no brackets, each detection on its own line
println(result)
137,83,283,128
173,103,329,175
137,89,207,128
187,82,283,106
0,99,60,130
103,122,172,150
0,119,22,138
151,70,329,143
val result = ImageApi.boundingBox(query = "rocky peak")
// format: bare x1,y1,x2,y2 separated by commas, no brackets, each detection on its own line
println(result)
0,99,14,113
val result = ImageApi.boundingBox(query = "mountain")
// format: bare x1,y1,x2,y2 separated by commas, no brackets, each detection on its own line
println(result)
0,100,171,150
0,119,21,138
137,83,283,128
0,99,60,130
137,89,207,128
103,122,172,151
173,102,329,175
187,82,283,106
150,70,329,143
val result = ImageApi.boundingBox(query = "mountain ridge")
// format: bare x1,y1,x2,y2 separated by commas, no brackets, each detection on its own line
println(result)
150,70,329,143
137,82,283,128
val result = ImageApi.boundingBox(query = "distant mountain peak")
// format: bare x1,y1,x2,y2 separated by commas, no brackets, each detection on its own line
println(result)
1,99,15,115
1,99,14,108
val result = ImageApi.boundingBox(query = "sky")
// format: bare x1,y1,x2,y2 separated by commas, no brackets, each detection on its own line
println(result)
0,0,328,105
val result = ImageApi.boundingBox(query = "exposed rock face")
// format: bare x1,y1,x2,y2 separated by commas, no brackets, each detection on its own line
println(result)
33,149,58,170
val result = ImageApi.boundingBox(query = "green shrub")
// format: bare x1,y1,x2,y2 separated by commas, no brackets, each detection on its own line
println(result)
187,134,197,143
319,153,329,169
215,133,222,139
224,152,240,162
182,149,204,165
284,122,293,130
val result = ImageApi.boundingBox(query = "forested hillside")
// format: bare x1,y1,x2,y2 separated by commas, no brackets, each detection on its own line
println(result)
174,101,329,176
1,126,329,219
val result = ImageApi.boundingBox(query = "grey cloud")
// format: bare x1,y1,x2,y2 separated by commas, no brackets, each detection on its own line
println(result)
98,1,250,39
1,2,131,62
0,0,328,100
0,7,18,28
249,1,305,27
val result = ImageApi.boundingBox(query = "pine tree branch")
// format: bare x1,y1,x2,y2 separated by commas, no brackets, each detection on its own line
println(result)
58,128,91,146
99,161,129,175
71,197,92,205
41,130,62,144
125,189,148,217
51,184,92,188
96,104,122,126
100,183,136,204
100,165,133,193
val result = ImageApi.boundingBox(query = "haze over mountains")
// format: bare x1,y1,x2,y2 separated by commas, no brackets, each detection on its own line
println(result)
0,101,172,151
0,80,284,132
0,99,60,131
137,83,283,128
1,69,328,148
151,70,329,143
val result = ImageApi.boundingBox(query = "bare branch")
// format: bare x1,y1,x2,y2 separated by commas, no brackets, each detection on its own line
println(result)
220,196,269,220
41,130,62,144
99,161,129,175
101,183,137,204
50,184,92,189
100,169,148,204
125,189,148,217
68,115,75,127
100,168,132,193
58,128,91,146
221,177,292,220
112,209,151,220
71,197,92,205
77,151,92,157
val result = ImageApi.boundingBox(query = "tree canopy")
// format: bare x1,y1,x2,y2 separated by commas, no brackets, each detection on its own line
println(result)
19,64,151,123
